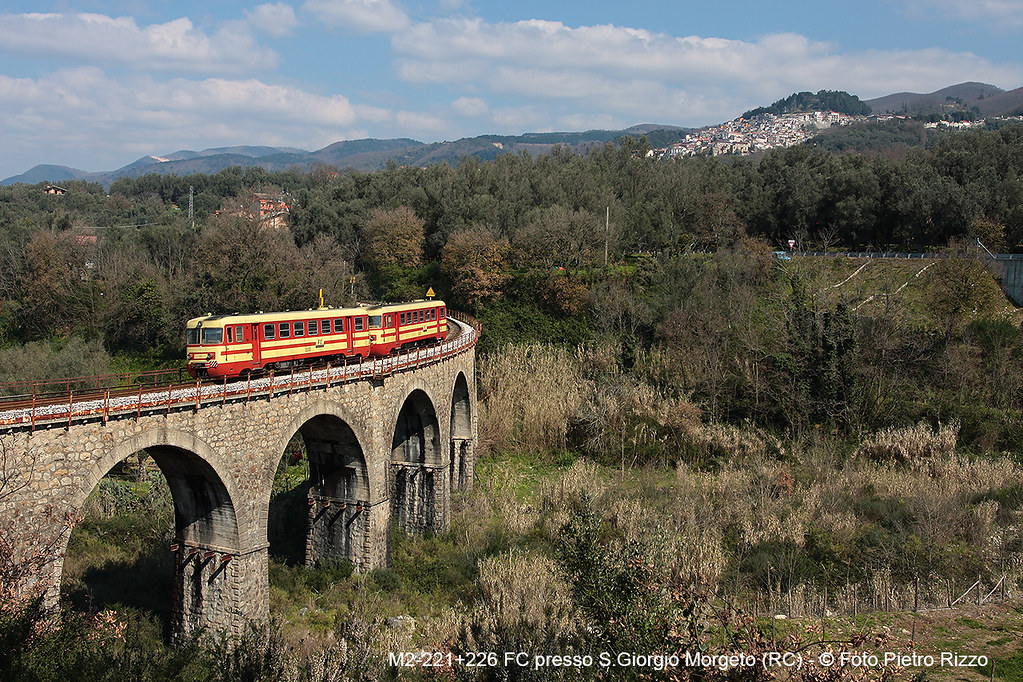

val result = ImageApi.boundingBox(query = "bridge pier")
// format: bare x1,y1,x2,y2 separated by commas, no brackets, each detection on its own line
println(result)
305,494,378,570
172,541,268,640
450,438,473,491
390,462,448,535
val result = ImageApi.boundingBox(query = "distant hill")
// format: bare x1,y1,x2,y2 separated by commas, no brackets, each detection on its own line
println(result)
864,82,1023,117
743,90,871,119
1,128,689,187
7,80,1022,187
2,164,91,185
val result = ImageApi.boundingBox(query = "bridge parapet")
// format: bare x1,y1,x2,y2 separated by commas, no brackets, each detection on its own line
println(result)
0,314,478,431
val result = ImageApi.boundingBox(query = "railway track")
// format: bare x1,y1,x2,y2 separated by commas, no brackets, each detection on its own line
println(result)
0,313,479,431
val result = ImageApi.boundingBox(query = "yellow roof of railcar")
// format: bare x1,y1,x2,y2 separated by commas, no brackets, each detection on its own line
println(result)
186,306,368,329
363,300,447,315
186,300,447,329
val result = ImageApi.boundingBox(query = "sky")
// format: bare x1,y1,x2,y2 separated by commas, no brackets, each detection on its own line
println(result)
2,0,1023,179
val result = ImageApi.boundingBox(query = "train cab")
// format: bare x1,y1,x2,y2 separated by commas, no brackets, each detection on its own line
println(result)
186,315,256,379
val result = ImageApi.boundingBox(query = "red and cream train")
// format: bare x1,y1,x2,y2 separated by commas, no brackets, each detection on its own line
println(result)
185,299,447,379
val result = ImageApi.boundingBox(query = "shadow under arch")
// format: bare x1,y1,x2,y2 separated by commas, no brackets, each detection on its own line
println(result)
450,371,472,491
390,388,446,535
59,428,252,641
274,404,373,570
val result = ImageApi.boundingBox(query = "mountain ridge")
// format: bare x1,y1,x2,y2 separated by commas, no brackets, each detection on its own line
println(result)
5,82,1021,187
2,130,691,187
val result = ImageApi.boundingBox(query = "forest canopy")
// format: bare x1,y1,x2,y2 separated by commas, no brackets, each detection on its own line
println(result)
742,89,873,118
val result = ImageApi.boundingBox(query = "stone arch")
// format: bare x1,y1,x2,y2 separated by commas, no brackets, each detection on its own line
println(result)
389,386,446,535
275,402,373,570
449,372,473,491
391,388,442,466
61,427,255,640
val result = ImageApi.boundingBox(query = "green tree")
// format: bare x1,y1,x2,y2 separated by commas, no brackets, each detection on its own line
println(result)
362,206,425,300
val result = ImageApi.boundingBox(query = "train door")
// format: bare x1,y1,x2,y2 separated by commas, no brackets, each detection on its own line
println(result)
333,316,351,355
250,323,262,367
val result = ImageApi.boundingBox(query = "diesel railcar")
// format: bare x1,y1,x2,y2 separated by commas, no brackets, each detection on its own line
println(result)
186,299,447,379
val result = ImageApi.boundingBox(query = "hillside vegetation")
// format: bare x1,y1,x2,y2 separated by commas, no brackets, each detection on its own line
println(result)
2,123,1023,680
743,89,872,118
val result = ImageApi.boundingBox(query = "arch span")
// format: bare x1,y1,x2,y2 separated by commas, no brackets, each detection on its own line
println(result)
389,388,447,535
275,403,375,570
449,372,472,491
60,428,257,640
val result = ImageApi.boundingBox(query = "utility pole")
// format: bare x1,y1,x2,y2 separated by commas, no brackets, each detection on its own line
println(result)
604,206,609,266
189,185,194,229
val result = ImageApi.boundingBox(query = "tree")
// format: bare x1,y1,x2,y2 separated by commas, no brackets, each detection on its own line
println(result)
361,206,425,300
187,215,304,314
512,205,605,270
441,225,511,309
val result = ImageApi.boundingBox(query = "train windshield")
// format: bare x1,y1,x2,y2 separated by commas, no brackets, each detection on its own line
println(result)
187,328,199,345
368,315,382,328
201,327,223,344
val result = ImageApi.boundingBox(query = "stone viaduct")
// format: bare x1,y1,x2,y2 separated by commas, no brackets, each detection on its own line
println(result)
0,318,477,640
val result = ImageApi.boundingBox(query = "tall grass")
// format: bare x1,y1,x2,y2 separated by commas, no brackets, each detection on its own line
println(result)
478,343,588,452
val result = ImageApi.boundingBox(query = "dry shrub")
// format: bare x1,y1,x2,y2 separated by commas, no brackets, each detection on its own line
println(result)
683,421,783,465
855,419,959,465
478,344,588,452
456,551,584,659
578,379,703,466
537,460,607,512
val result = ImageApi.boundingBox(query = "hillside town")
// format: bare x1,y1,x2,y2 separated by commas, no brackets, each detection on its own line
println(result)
652,111,864,158
650,111,1009,159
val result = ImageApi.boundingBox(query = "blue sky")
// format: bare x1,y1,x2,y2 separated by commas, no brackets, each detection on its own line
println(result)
1,0,1022,179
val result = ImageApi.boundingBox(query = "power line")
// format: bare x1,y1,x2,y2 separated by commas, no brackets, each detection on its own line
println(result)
75,222,162,230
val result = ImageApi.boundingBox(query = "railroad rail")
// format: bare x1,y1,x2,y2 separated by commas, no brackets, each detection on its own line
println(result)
0,311,480,431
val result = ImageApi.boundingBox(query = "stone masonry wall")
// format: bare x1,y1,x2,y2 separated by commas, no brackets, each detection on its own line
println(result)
0,347,476,639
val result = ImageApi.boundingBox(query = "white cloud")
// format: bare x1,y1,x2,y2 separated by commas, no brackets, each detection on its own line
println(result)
0,12,274,73
302,0,409,33
490,106,544,130
391,18,1023,125
0,69,362,174
451,96,488,116
245,3,299,37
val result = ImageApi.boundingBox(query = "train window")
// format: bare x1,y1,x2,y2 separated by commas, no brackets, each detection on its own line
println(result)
385,314,392,327
226,327,233,343
293,321,304,337
236,326,244,342
187,329,199,345
368,315,382,328
201,328,223,344
307,320,317,336
440,307,446,318
400,312,406,325
263,324,275,340
354,317,364,331
321,319,331,335
279,322,291,338
333,318,345,333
